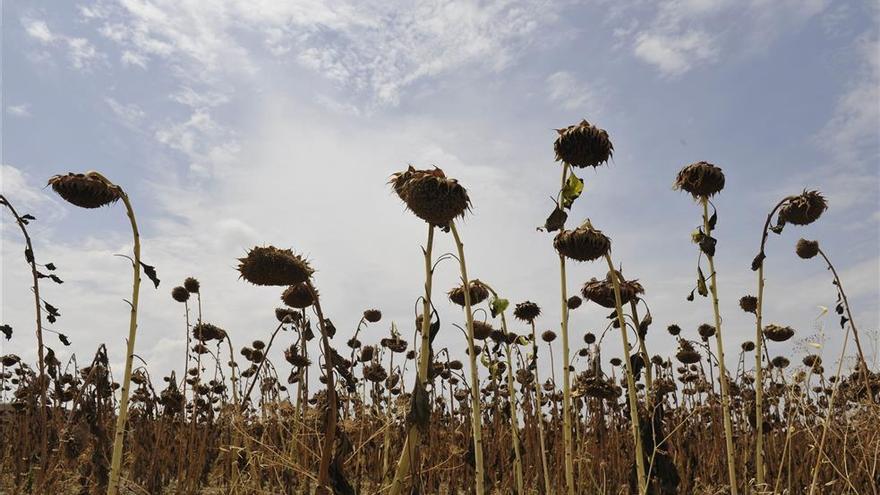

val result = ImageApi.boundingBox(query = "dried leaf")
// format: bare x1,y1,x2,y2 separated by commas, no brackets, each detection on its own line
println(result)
139,261,160,288
0,324,11,340
407,380,430,431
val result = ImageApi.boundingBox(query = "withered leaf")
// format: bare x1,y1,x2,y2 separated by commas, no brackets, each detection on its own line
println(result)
139,261,160,288
407,380,430,431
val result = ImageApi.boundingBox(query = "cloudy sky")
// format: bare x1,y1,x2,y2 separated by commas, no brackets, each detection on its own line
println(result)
2,0,878,388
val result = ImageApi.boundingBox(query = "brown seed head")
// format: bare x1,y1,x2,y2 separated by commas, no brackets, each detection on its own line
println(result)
581,271,644,308
390,166,470,227
238,246,313,286
673,161,725,198
554,221,611,262
513,301,541,323
183,277,200,293
448,280,490,307
795,238,820,259
48,172,122,209
763,324,795,342
281,283,315,309
553,120,613,168
779,190,828,226
171,286,190,303
739,295,758,314
363,309,382,323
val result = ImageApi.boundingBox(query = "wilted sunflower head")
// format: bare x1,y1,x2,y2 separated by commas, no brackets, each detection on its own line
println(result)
763,324,795,342
697,323,716,340
541,330,557,343
472,321,494,340
183,277,200,294
390,166,471,227
448,280,490,307
779,190,827,226
675,341,701,364
171,286,190,303
795,238,820,260
567,296,582,310
238,246,313,286
741,341,756,352
48,172,122,209
673,161,725,198
275,307,300,324
513,301,541,323
771,356,790,369
553,120,613,168
580,271,644,308
281,283,315,309
667,324,681,336
363,309,382,323
192,323,227,342
739,295,758,314
553,220,611,262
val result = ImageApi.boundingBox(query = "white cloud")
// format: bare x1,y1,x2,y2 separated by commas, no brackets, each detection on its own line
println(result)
623,0,830,76
82,0,563,106
6,104,32,117
24,19,54,43
105,97,146,127
22,17,101,70
66,37,99,69
633,30,717,77
545,71,600,111
154,110,240,177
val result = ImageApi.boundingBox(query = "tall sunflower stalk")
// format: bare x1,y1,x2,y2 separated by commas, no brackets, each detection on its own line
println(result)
749,190,827,486
48,171,158,495
549,119,614,494
387,167,481,493
673,161,737,493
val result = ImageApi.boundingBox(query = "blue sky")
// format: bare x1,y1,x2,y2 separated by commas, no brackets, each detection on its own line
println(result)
2,0,878,383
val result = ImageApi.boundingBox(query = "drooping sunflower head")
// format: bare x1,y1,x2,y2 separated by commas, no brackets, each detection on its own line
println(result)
553,119,613,169
390,166,471,227
48,172,122,209
673,161,725,198
237,246,313,286
779,190,827,226
553,221,611,262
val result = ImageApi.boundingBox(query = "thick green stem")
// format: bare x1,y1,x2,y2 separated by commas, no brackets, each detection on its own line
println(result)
701,197,738,494
388,224,435,494
107,192,141,495
450,221,485,495
605,254,647,494
559,254,576,495
530,321,552,495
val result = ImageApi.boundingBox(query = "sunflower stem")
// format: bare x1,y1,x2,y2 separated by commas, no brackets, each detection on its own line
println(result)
388,224,435,494
701,197,738,495
450,221,486,495
107,190,141,495
604,253,647,494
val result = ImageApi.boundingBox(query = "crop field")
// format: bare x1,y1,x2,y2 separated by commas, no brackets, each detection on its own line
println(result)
1,124,878,495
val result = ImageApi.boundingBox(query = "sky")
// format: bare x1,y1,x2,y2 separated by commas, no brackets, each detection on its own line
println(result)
1,0,878,392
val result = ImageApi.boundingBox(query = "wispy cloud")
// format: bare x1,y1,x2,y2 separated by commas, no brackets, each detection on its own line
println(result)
545,71,601,112
621,0,830,77
6,104,32,118
82,1,564,107
633,30,717,77
22,17,101,70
